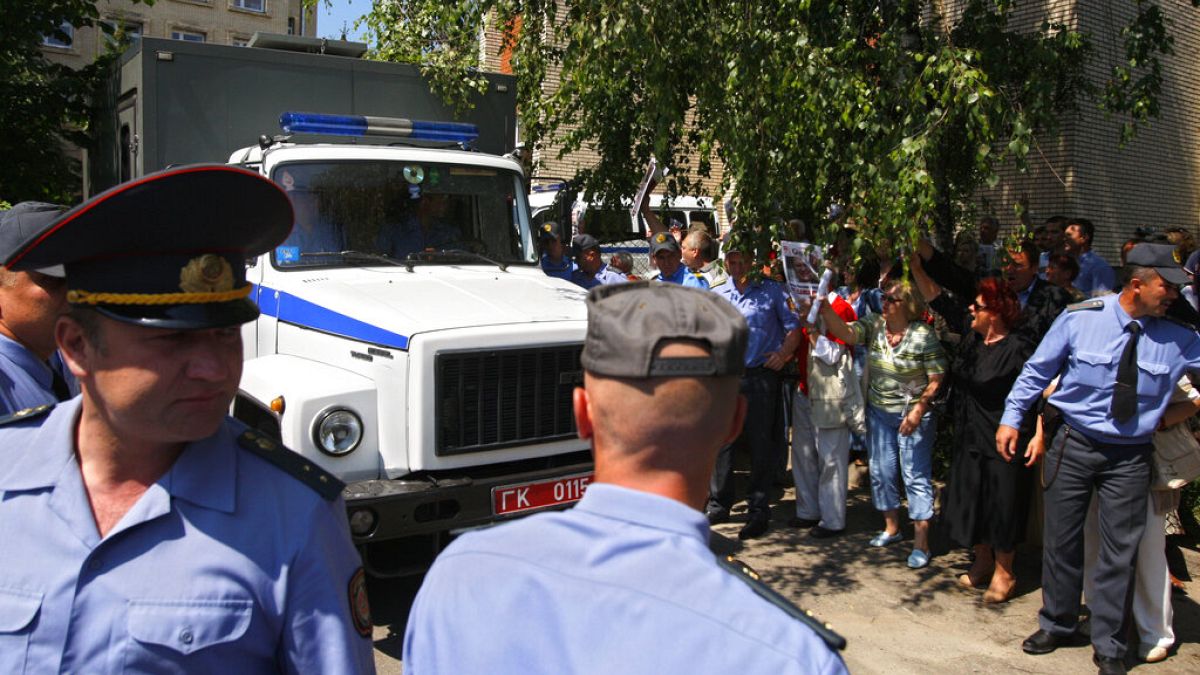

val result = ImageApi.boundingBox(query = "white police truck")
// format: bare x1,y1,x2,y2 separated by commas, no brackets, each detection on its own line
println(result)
92,36,594,578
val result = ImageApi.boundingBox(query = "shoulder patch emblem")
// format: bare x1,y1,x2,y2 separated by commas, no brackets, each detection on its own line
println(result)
1067,299,1104,312
0,403,55,427
717,554,847,652
237,429,344,501
348,567,372,637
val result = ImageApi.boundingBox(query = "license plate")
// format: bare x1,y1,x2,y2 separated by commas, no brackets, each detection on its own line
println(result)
492,472,593,516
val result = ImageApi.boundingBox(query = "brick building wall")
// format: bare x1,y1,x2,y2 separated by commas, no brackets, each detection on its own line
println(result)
40,0,317,70
971,1,1200,263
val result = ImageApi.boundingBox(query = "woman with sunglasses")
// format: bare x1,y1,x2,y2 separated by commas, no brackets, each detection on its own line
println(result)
820,278,947,569
910,253,1039,603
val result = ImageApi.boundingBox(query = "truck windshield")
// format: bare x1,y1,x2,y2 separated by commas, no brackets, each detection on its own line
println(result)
270,160,534,268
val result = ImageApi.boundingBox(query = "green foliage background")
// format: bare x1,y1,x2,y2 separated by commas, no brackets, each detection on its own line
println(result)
0,1,149,204
360,0,1189,261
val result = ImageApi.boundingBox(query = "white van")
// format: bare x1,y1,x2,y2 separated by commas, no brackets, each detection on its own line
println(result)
529,185,721,277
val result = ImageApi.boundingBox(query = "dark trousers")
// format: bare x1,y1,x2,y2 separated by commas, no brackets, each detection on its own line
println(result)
1038,426,1151,659
709,368,781,514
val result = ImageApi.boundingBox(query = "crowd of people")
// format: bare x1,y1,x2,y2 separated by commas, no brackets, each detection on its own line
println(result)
537,208,1200,675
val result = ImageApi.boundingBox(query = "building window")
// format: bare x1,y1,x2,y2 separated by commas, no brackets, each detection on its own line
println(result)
172,29,206,43
41,22,74,49
231,35,250,47
287,17,296,35
233,0,266,12
103,19,143,46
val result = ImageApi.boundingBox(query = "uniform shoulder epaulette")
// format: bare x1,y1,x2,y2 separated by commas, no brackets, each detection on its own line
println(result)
717,554,847,652
237,428,344,501
1067,299,1104,312
0,404,55,428
708,277,729,289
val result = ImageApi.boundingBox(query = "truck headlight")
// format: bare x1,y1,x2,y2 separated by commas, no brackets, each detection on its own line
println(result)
313,408,363,456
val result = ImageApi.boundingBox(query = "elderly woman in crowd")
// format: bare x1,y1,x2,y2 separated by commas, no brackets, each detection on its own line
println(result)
820,279,946,569
910,253,1041,603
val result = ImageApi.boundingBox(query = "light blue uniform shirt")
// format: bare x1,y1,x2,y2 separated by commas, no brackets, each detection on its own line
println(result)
712,278,801,368
0,400,375,674
571,263,628,289
0,334,61,415
1001,294,1200,444
1073,250,1116,297
403,483,845,674
540,253,577,281
655,264,709,289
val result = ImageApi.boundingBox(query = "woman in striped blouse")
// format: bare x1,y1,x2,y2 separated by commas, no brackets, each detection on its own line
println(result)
821,279,947,569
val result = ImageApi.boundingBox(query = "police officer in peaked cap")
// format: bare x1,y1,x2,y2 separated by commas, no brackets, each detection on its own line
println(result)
0,165,375,673
999,242,1200,674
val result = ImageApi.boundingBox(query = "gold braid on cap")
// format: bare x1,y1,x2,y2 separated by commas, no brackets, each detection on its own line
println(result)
67,254,249,305
67,285,253,305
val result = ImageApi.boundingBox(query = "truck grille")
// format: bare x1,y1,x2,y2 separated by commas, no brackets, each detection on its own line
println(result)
435,345,583,456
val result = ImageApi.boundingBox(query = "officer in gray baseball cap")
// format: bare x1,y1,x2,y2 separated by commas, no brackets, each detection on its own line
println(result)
403,280,849,672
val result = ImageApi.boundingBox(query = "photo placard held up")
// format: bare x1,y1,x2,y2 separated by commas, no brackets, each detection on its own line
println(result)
781,241,833,322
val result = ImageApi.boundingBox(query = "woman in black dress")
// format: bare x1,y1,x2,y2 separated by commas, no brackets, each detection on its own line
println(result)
911,256,1041,603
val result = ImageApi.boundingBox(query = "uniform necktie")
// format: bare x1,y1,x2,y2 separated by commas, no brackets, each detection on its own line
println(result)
49,364,71,402
1111,321,1141,423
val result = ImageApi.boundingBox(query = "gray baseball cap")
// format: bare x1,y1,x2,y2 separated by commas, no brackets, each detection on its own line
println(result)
0,202,68,277
1126,243,1190,286
582,282,747,378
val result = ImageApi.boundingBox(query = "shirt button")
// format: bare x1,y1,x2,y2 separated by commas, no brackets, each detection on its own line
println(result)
179,627,194,645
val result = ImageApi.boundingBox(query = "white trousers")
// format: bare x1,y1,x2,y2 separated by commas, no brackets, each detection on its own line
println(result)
791,393,851,531
1084,495,1174,655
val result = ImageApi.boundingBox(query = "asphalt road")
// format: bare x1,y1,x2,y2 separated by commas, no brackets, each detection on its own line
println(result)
369,466,1200,674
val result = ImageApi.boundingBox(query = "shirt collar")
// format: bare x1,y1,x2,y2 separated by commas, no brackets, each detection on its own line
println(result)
573,482,710,543
161,421,237,513
0,333,52,389
0,399,236,513
1107,292,1142,332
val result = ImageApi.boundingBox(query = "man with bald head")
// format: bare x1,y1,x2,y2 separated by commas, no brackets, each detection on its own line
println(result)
403,282,846,674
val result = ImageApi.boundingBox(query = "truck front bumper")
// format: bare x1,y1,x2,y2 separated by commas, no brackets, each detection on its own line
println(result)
343,456,594,576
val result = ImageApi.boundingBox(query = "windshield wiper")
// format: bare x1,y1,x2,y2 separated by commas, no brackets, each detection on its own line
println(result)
405,249,508,272
302,250,416,272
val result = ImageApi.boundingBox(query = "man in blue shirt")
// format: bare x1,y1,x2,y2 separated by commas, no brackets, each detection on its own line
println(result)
708,248,802,539
1063,218,1115,296
539,220,576,280
403,282,846,674
0,166,374,674
650,231,709,288
570,233,628,289
0,202,74,414
997,243,1200,674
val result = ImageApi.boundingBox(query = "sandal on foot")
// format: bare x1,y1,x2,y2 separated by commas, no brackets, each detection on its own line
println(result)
868,531,904,547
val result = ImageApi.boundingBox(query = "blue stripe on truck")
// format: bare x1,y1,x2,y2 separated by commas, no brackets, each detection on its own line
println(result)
253,284,410,350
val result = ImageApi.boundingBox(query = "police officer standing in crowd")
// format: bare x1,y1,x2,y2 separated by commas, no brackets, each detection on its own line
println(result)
0,202,75,414
650,231,709,288
570,233,628,289
708,247,802,539
539,220,576,281
0,166,375,673
997,243,1200,675
404,282,846,673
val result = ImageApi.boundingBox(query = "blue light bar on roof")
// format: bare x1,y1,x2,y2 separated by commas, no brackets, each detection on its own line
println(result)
278,112,479,144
